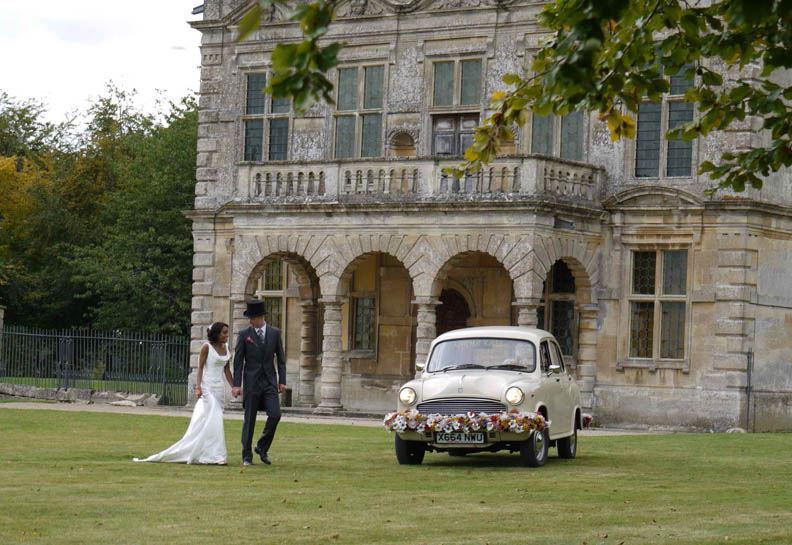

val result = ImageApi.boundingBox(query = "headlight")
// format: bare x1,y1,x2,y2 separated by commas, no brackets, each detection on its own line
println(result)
505,386,524,405
399,387,417,406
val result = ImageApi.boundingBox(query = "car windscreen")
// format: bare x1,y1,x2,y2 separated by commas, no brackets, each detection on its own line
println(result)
426,338,536,373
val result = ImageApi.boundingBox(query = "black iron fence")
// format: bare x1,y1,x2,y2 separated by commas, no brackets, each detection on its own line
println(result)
0,325,190,406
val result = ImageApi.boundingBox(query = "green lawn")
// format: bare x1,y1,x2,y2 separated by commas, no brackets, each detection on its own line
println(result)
1,409,790,545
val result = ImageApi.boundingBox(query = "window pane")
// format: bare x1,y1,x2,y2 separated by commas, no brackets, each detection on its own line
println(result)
272,96,290,114
268,118,288,160
337,68,358,111
363,66,384,109
663,250,688,295
630,302,654,358
660,302,685,359
632,251,656,295
353,297,376,351
635,102,661,177
335,116,356,158
551,300,575,355
263,298,282,329
669,65,694,95
560,111,584,161
667,102,694,176
265,258,283,290
361,114,382,158
531,114,553,155
246,73,267,115
460,60,481,105
433,62,454,106
433,116,455,155
244,119,263,161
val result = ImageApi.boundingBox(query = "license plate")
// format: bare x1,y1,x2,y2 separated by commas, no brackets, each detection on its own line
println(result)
435,431,485,444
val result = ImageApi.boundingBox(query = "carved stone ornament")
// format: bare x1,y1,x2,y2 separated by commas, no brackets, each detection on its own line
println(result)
336,0,386,17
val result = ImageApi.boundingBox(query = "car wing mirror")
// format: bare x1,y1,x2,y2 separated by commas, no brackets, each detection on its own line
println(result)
548,364,562,375
415,361,426,373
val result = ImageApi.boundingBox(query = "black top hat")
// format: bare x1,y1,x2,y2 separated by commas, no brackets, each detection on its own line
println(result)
243,299,266,318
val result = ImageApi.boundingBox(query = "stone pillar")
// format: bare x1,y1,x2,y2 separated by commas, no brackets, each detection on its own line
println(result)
577,304,599,412
413,297,440,377
513,297,542,328
297,300,318,407
314,297,344,414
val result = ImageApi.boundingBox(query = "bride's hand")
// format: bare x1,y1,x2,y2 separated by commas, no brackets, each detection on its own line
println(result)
195,386,203,399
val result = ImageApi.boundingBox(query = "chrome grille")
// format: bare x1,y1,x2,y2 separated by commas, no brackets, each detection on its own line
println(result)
417,398,506,416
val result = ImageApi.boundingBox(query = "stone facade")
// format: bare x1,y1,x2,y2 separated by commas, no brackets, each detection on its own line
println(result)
188,0,792,430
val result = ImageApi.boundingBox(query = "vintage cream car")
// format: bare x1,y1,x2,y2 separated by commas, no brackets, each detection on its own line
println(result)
387,326,582,467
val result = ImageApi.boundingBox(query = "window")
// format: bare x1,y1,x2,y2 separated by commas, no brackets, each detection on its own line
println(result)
432,114,478,156
334,65,385,158
243,73,291,161
254,258,288,330
530,111,585,161
635,67,695,177
628,250,688,360
430,59,482,156
537,261,577,357
351,297,376,351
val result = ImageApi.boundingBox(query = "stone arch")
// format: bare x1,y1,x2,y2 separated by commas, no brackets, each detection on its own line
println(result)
387,128,418,158
533,234,600,304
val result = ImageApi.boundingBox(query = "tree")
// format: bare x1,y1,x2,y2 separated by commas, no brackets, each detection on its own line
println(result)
239,0,791,193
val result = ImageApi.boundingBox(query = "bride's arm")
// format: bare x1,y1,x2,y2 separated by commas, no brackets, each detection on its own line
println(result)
195,344,209,398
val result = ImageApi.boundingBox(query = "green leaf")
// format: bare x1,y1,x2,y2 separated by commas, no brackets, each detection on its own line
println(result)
238,4,263,41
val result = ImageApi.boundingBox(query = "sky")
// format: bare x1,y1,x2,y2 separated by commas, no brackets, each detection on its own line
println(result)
0,1,203,123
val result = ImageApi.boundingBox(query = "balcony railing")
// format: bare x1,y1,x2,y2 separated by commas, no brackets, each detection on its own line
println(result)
234,155,604,204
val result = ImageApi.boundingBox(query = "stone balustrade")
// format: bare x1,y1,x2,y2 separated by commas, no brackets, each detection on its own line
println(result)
235,156,603,204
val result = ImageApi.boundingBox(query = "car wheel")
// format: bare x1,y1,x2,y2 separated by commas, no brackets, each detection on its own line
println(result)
395,435,426,465
557,428,577,459
519,428,549,467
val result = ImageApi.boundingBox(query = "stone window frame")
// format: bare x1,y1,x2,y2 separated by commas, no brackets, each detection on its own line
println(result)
627,66,700,181
240,70,293,163
617,245,693,373
537,261,578,366
426,55,486,157
348,259,380,357
332,63,388,159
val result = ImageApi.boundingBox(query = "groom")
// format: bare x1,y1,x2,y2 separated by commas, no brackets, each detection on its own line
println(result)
232,300,286,466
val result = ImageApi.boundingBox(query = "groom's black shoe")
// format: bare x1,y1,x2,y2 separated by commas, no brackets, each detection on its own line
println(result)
254,446,272,465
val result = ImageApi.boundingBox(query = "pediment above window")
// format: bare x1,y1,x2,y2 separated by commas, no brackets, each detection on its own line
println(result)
604,186,703,210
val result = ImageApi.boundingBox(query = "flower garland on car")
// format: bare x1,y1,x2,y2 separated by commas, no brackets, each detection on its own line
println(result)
383,409,548,434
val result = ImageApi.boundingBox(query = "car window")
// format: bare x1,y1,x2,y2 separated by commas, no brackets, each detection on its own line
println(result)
549,341,565,373
539,341,551,373
427,338,537,372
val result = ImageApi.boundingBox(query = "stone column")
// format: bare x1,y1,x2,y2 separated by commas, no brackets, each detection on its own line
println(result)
576,304,599,412
297,300,318,407
513,297,542,328
413,297,440,377
314,297,344,414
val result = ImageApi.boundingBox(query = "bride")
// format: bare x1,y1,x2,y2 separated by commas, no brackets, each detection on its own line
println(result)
134,322,233,464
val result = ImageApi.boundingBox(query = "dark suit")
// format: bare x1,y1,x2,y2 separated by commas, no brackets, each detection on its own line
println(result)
233,324,286,459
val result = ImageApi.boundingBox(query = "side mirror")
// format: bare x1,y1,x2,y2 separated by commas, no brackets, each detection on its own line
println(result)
415,361,426,373
549,364,562,375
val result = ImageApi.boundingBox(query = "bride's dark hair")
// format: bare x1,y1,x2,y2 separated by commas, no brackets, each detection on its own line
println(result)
207,322,229,343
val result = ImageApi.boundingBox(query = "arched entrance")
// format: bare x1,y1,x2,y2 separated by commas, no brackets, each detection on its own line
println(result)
437,288,471,335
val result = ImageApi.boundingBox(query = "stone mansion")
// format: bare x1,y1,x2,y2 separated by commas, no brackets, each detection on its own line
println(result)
187,0,792,430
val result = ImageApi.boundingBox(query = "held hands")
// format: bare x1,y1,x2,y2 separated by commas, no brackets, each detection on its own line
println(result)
231,387,242,398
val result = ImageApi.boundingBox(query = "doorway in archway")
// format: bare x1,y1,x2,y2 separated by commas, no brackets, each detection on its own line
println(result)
437,288,471,335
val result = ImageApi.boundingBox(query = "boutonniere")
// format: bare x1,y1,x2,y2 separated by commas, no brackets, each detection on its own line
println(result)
245,336,254,344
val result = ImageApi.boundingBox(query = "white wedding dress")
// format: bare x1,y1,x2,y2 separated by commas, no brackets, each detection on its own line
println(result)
134,342,231,464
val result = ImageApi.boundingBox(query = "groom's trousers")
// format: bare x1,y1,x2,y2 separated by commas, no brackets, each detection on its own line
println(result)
241,390,281,457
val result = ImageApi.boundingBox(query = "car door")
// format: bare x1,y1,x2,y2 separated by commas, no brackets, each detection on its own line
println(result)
548,339,574,436
537,339,567,439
